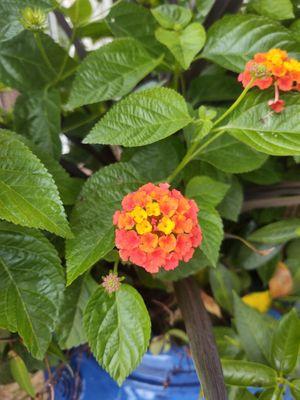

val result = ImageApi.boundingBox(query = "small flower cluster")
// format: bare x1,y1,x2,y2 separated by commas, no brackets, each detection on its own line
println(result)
238,48,300,113
113,183,202,273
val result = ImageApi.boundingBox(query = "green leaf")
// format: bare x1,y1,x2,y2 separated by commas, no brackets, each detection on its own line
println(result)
202,14,300,72
66,0,92,27
214,327,242,359
107,2,167,60
151,5,192,30
248,0,294,21
218,176,243,222
84,284,151,385
209,264,241,313
68,38,163,109
198,134,268,174
248,219,300,244
186,176,230,207
271,309,300,373
222,359,277,388
0,0,53,42
155,248,209,281
76,20,112,39
229,388,257,400
66,163,143,285
0,130,72,238
122,137,184,182
188,69,242,104
235,242,281,270
198,203,223,267
155,23,206,70
9,351,35,397
84,88,192,147
233,293,276,364
0,30,76,91
258,389,279,400
0,221,65,359
290,19,300,43
56,274,97,349
14,89,61,159
291,380,300,400
223,91,300,156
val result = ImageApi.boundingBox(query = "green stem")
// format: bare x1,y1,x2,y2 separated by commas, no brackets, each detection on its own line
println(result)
34,32,57,76
166,79,254,184
113,260,119,274
212,78,254,128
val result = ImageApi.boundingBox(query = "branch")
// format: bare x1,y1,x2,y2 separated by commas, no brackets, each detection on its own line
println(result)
174,277,227,400
54,11,86,59
242,195,300,212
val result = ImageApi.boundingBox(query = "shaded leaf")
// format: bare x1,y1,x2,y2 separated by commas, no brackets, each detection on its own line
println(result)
249,219,300,244
84,284,151,385
218,176,243,222
0,221,64,359
9,351,35,397
14,89,61,159
56,274,97,349
248,0,294,21
186,176,229,207
66,163,143,285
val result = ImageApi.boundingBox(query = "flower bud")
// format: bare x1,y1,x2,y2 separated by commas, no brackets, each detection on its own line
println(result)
20,7,47,31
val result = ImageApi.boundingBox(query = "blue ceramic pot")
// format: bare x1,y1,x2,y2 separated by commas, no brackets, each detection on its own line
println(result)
51,345,293,400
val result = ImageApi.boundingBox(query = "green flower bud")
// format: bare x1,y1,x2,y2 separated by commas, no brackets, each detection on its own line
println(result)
20,7,47,31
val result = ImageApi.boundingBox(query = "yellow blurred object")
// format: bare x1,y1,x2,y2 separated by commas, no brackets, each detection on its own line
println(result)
242,290,272,313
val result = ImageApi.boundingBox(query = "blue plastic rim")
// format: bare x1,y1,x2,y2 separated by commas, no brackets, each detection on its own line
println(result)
50,346,293,400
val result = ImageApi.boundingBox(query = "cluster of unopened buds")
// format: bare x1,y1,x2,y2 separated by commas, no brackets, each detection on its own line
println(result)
113,183,202,273
238,48,300,113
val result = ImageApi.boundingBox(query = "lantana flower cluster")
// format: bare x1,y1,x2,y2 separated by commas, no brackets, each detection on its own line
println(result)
238,48,300,113
113,183,202,273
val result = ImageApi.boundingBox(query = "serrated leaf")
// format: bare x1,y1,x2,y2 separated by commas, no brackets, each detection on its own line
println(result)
155,23,206,70
84,88,192,147
218,176,243,222
14,89,61,159
248,0,294,21
221,91,300,156
0,30,76,91
151,5,192,30
198,203,223,267
248,219,300,244
0,0,53,42
56,274,97,349
271,309,300,373
68,38,163,109
155,248,209,281
107,2,168,60
84,284,151,385
66,163,143,285
0,130,72,238
198,134,268,173
233,293,276,364
0,221,64,359
186,176,229,207
209,264,241,313
202,14,300,72
222,359,277,387
122,137,184,182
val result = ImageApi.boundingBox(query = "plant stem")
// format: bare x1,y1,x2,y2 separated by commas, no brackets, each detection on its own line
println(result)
166,80,254,184
174,277,227,400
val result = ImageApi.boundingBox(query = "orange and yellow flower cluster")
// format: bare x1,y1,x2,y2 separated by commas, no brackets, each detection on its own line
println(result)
238,48,300,112
113,183,202,273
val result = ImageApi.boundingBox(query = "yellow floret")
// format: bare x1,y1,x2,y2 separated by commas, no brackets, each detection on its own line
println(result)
242,290,272,313
130,206,147,223
136,220,152,234
266,49,287,65
157,216,175,235
146,201,161,217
